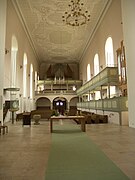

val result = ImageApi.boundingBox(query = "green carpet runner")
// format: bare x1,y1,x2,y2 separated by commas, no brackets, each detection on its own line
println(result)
45,123,129,180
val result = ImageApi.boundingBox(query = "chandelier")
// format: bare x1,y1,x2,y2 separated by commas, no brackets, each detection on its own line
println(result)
62,0,90,26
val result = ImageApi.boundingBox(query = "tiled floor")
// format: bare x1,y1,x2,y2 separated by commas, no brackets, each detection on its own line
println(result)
0,121,51,180
0,120,135,180
87,124,135,180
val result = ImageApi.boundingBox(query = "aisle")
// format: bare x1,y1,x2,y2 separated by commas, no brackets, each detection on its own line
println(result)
45,123,129,180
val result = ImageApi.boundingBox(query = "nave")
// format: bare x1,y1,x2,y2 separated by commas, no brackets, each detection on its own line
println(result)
0,121,135,179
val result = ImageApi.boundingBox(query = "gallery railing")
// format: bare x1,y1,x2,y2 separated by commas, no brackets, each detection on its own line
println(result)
35,79,82,95
77,67,119,96
77,96,128,112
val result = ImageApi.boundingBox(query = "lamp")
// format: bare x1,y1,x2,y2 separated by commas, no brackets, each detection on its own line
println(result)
62,0,90,26
5,48,9,54
20,65,23,69
73,85,76,91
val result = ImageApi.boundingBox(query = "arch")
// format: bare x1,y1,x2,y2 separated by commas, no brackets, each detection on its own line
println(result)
69,97,79,106
53,97,67,115
68,97,79,115
94,53,100,76
11,35,18,87
105,37,115,96
87,63,91,81
105,37,114,67
11,35,18,51
36,97,51,109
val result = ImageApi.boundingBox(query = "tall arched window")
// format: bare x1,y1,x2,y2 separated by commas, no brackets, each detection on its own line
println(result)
105,37,115,97
11,35,18,87
87,64,91,81
105,37,114,67
94,54,100,100
35,71,37,91
23,54,27,98
30,64,33,99
94,54,99,76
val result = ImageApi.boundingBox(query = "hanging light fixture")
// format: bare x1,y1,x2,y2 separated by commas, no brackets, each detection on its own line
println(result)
62,0,90,26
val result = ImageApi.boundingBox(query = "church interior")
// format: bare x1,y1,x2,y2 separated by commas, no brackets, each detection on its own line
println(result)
0,0,135,179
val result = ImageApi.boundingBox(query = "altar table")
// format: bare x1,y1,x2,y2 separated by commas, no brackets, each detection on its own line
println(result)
49,115,86,133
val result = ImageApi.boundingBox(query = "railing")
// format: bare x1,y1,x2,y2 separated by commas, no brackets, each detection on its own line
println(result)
77,96,128,112
36,79,82,95
35,90,77,96
77,67,119,95
37,79,82,86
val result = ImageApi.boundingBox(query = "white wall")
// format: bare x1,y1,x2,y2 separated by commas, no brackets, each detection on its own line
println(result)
121,111,129,126
0,0,7,125
121,0,135,128
4,0,39,121
78,0,133,127
80,0,123,84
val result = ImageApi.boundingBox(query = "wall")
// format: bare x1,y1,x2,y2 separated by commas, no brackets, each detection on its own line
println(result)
80,0,123,84
0,0,7,124
78,0,131,126
121,0,135,128
4,0,39,121
121,111,129,126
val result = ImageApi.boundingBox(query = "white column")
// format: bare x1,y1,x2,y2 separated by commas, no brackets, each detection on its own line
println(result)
0,0,7,125
121,0,135,128
67,101,70,111
51,101,53,110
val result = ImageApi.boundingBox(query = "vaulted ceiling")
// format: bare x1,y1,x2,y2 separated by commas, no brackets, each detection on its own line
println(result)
13,0,111,64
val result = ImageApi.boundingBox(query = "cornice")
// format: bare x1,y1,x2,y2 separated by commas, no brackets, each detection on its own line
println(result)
79,0,113,64
11,0,40,65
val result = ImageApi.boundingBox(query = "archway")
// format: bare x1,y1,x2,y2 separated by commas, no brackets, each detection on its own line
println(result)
36,97,51,110
53,97,67,115
68,97,79,115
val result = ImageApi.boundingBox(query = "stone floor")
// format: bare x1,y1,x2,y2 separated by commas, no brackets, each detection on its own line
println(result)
0,120,135,180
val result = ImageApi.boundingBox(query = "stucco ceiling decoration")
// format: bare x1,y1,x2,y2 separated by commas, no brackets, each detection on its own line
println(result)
49,31,72,44
14,0,111,63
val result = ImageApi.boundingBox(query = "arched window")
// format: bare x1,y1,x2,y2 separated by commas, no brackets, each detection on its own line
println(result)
11,35,18,87
35,71,38,91
30,64,33,99
23,54,27,98
87,64,91,81
105,37,115,97
105,37,114,67
94,54,99,76
94,54,100,100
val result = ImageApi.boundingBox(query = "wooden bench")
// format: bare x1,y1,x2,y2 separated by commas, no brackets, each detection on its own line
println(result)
16,113,23,121
31,109,53,120
79,111,108,124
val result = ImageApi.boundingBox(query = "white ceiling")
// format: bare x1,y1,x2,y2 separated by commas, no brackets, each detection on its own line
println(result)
13,0,111,64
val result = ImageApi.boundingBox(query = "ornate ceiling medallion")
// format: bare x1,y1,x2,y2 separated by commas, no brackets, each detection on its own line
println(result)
62,0,90,26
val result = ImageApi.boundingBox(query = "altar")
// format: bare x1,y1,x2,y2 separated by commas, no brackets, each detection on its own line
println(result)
49,115,86,133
